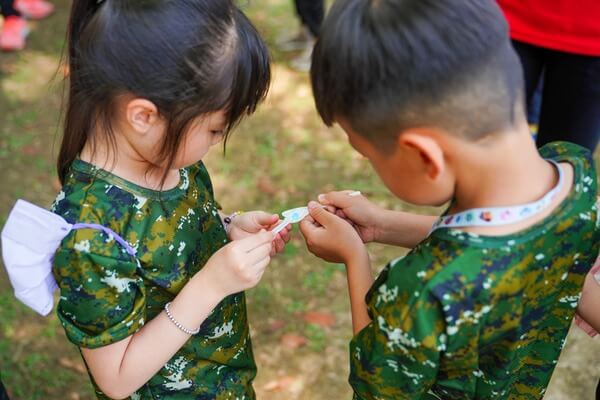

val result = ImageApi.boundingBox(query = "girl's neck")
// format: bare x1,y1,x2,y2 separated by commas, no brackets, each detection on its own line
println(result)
80,133,180,191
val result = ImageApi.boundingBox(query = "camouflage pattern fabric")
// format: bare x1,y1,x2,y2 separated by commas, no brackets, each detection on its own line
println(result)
52,159,256,399
349,142,599,400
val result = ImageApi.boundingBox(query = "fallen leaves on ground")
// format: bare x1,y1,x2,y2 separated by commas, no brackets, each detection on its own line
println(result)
257,176,277,195
268,319,286,332
263,376,299,392
59,357,87,375
302,311,336,328
280,333,307,349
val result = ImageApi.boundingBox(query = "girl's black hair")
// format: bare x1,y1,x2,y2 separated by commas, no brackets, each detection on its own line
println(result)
59,0,270,184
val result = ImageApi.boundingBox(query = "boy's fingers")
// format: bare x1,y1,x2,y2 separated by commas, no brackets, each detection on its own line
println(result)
324,205,338,214
299,218,319,238
304,215,316,224
308,201,340,228
318,191,357,209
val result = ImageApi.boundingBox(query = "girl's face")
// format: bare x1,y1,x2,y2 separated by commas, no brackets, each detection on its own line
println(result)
119,99,228,171
171,110,227,169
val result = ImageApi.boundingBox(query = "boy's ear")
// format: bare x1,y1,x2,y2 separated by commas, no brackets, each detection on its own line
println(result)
398,130,445,180
125,98,160,134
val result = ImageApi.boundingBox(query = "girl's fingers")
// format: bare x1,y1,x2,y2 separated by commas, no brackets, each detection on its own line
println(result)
247,241,273,263
254,212,279,228
239,230,276,252
279,229,291,242
251,256,271,278
255,211,276,221
275,240,284,254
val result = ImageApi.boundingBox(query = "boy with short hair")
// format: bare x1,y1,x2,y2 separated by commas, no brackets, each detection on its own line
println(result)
299,0,599,398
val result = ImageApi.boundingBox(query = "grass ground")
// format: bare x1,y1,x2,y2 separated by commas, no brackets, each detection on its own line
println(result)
0,1,599,399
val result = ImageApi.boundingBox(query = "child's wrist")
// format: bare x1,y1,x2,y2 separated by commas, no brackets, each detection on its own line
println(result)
223,211,243,234
371,209,390,243
189,269,227,304
343,244,369,266
170,271,225,330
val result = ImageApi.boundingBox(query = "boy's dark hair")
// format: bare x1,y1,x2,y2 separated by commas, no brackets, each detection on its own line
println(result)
58,0,270,184
311,0,524,150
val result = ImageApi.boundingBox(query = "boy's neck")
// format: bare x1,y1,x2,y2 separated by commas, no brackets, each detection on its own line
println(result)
450,127,561,214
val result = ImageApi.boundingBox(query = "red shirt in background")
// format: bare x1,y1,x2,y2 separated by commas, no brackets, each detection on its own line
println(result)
498,0,600,56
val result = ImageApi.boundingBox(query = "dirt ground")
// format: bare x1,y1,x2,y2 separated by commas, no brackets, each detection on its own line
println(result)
0,1,598,399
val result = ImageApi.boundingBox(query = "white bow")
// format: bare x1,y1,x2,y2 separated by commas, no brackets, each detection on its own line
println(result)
1,199,133,316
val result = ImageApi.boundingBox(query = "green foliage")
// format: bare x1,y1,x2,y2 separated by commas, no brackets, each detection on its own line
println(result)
305,324,327,352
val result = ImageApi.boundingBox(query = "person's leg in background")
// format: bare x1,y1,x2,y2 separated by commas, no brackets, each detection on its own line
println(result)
278,0,314,52
536,51,600,151
512,40,546,119
295,0,324,39
527,75,544,127
0,0,28,51
290,0,324,71
0,379,9,400
0,0,19,17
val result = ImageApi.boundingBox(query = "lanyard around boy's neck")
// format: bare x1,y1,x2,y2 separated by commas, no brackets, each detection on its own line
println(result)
430,160,564,232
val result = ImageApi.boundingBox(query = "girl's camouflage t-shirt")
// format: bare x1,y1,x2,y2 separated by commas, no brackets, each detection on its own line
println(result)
349,142,599,400
52,159,256,400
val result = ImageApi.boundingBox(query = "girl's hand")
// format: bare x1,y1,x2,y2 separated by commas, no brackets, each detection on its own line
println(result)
228,211,291,255
299,201,367,264
317,191,383,243
202,230,276,297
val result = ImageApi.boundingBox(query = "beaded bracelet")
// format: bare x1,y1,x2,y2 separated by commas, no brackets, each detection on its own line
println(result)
164,302,200,335
223,211,243,233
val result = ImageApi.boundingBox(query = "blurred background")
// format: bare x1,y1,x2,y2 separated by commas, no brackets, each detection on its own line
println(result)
0,1,598,399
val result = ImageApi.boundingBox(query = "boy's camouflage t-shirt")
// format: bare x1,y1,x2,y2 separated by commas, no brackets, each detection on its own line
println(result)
52,160,257,400
349,142,599,400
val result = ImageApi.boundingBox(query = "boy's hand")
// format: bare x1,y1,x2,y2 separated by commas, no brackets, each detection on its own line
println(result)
299,201,367,263
228,211,291,255
318,191,382,243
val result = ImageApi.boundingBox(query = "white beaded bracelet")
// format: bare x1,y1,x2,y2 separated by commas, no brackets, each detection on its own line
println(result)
164,302,200,335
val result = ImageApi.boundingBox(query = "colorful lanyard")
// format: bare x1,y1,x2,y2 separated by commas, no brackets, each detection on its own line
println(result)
431,160,563,232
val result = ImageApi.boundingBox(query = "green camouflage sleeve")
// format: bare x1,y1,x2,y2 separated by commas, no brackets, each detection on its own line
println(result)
196,162,217,200
349,276,446,399
53,230,146,349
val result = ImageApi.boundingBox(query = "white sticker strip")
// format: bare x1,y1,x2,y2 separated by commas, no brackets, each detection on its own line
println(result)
271,207,310,234
281,207,309,222
272,219,291,234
